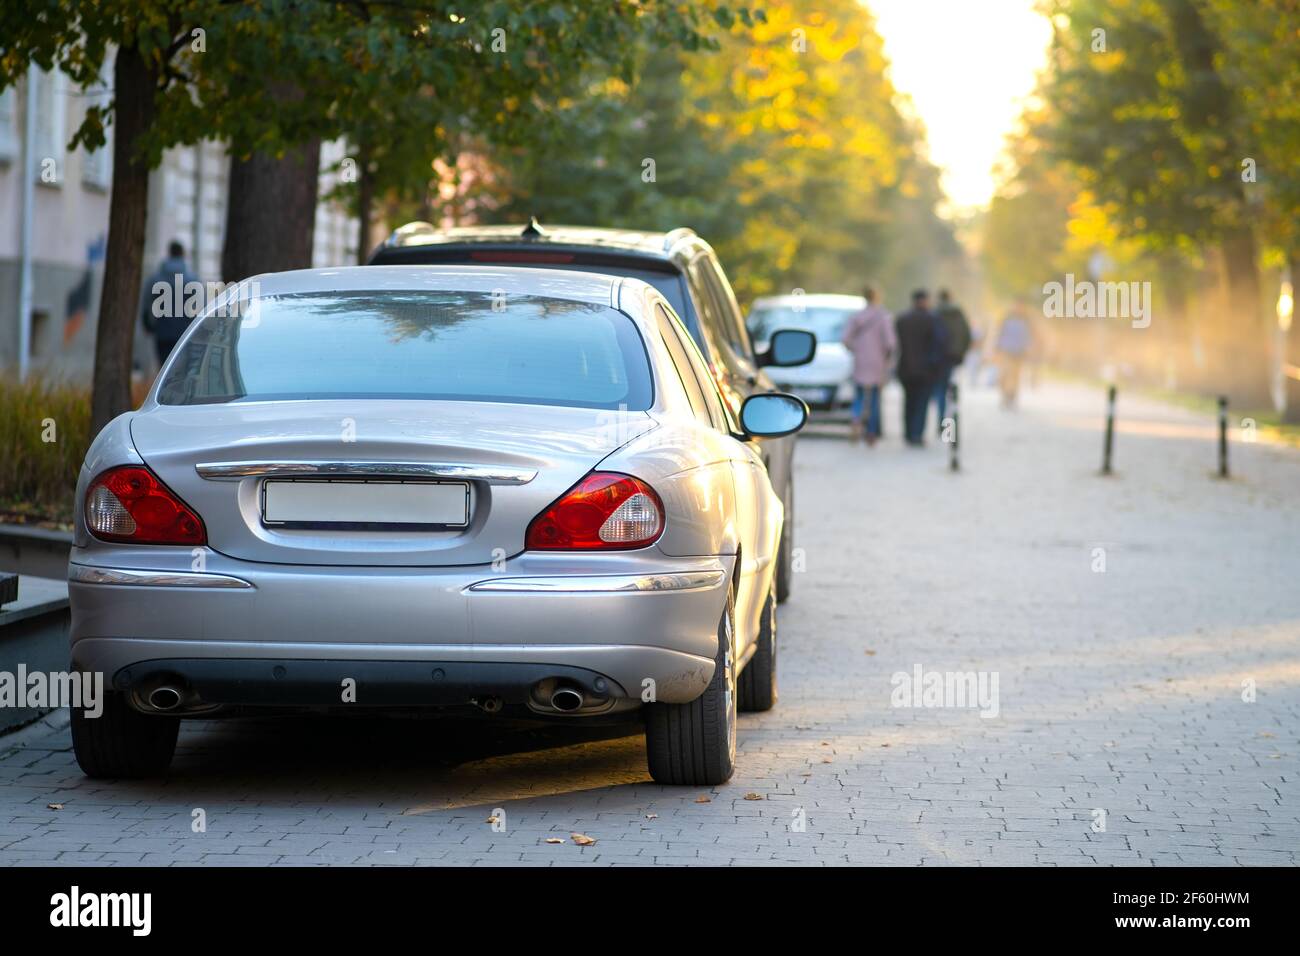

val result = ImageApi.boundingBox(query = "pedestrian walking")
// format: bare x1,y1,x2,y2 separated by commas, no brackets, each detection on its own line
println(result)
993,298,1035,408
894,289,946,446
931,289,972,434
140,240,202,366
841,284,896,445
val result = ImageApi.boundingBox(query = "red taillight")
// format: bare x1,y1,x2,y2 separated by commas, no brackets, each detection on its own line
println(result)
525,472,664,550
85,466,206,545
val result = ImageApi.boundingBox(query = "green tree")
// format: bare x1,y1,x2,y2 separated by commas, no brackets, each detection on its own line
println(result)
0,1,728,435
1205,0,1300,419
478,0,957,305
1037,0,1270,404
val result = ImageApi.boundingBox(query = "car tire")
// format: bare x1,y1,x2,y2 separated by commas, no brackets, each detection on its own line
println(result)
71,690,179,779
775,484,794,604
738,578,777,712
645,583,737,786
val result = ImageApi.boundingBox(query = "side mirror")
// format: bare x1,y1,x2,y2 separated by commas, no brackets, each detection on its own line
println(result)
740,392,809,438
758,328,817,367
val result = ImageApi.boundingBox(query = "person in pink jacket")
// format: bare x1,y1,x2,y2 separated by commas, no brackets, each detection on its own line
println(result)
841,285,897,445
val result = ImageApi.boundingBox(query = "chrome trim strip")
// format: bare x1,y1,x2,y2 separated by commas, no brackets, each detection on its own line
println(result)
195,461,536,485
465,570,726,594
69,565,254,589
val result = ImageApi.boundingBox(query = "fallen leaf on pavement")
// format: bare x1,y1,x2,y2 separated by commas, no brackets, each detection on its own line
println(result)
695,795,711,803
545,837,565,844
743,793,764,801
47,803,63,811
571,832,596,846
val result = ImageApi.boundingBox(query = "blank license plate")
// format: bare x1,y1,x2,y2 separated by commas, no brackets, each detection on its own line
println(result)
262,480,470,529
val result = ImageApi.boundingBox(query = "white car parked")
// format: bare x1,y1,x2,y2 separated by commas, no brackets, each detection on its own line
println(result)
747,294,866,412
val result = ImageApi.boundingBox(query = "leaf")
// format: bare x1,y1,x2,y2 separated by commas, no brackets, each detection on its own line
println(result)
743,792,764,801
47,803,64,811
570,832,596,846
694,795,712,803
545,837,565,844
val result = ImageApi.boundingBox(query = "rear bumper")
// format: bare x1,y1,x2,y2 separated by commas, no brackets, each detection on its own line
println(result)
69,549,731,707
108,656,652,718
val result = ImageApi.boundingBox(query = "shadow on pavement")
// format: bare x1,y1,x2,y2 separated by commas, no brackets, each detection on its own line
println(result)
120,713,657,808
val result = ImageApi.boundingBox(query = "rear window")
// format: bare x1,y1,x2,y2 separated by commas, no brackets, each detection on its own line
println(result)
371,247,696,340
749,305,858,343
156,291,653,410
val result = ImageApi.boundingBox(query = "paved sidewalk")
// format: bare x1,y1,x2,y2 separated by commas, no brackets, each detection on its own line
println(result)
2,378,1297,865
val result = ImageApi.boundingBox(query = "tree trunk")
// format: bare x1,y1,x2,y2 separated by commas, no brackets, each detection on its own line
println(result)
1158,255,1189,391
1285,250,1300,424
221,139,322,282
1220,227,1272,409
355,145,373,264
90,46,157,437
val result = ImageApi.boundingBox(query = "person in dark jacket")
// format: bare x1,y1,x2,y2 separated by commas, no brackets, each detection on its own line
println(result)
931,289,973,434
894,289,946,446
140,240,202,365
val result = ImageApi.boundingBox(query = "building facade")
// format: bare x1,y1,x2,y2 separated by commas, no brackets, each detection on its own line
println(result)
0,66,359,382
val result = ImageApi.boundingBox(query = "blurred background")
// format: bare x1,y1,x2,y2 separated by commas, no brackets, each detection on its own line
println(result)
1,0,1297,526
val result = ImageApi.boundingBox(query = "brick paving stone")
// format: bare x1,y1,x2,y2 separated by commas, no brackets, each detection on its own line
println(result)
0,380,1296,866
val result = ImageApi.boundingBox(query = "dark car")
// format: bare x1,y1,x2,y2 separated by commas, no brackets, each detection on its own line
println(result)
368,219,816,602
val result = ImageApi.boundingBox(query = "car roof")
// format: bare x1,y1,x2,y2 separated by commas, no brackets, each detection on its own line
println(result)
751,293,866,310
377,218,704,262
234,264,625,308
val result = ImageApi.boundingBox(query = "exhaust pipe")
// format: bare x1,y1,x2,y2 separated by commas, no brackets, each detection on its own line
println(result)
148,686,183,712
550,686,584,712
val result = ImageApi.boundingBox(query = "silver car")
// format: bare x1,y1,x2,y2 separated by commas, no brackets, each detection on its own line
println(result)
68,266,807,786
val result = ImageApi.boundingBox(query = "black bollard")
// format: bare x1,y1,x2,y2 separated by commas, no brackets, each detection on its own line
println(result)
1218,396,1229,479
949,382,960,472
1101,384,1116,475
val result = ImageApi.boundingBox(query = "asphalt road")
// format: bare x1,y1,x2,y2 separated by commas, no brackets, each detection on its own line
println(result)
2,376,1298,865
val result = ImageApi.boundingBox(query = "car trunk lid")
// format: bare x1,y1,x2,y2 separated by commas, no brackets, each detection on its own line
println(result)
129,400,655,566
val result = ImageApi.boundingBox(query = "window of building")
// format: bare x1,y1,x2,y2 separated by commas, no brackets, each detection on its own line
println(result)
0,87,17,163
82,58,113,191
33,68,66,186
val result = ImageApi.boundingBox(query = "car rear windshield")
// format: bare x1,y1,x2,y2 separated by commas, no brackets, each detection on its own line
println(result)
156,291,653,410
749,305,858,343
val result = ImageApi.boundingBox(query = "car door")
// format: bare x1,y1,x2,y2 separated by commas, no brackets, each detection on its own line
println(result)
685,255,752,420
686,251,797,516
655,304,774,652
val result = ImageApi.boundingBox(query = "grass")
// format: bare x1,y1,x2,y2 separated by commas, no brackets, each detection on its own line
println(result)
0,377,90,528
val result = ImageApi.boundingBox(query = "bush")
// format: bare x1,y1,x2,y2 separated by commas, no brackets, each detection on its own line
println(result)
0,377,90,527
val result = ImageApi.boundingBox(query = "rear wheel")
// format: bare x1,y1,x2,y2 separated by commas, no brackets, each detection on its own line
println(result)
645,584,737,786
776,484,794,604
71,691,178,779
738,578,778,712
